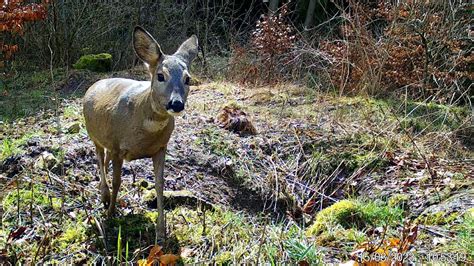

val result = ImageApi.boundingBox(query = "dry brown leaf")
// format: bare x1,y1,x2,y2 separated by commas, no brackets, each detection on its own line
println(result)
302,199,316,214
146,245,164,265
159,254,180,266
7,226,27,243
387,237,400,247
298,260,310,266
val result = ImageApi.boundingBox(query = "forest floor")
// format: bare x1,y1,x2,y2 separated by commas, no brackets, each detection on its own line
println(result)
1,68,473,264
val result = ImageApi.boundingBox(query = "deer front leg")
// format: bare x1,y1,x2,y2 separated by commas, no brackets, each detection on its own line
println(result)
152,148,166,239
108,155,123,217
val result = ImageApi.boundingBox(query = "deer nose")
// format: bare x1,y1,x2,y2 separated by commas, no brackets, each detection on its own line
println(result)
167,99,184,112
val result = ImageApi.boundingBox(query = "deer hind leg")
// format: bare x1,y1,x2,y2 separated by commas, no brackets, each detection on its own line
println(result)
95,143,110,208
108,154,123,217
104,149,111,175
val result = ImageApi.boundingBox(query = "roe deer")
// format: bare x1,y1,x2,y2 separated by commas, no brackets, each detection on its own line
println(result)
83,26,198,238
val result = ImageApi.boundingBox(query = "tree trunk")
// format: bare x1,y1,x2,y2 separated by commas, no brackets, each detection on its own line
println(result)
304,0,317,29
269,0,279,14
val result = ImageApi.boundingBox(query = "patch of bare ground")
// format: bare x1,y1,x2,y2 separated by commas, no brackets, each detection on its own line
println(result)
1,71,472,264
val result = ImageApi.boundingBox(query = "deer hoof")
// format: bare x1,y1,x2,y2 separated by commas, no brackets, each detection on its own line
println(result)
101,189,111,208
107,206,116,217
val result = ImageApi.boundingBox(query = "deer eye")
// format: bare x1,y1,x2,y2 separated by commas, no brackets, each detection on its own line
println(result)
157,73,165,82
184,76,190,85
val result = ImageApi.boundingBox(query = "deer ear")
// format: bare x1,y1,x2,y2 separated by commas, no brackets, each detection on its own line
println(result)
174,35,199,66
133,26,162,65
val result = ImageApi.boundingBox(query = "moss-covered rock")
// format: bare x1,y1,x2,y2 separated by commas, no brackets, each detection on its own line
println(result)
73,53,112,72
315,227,366,247
306,200,360,236
306,199,404,237
418,190,474,225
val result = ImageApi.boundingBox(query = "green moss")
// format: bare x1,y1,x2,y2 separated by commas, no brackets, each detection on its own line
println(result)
306,200,360,236
103,213,156,253
388,194,410,209
417,211,460,226
221,100,243,110
73,53,112,72
63,105,82,120
106,213,156,235
195,127,236,158
2,184,61,212
304,131,392,178
399,101,469,132
168,206,316,264
360,200,404,226
329,96,470,134
215,251,233,265
315,227,366,248
466,208,474,218
306,199,404,237
56,223,87,250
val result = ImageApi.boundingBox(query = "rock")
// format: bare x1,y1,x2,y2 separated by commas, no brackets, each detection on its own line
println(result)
66,122,81,134
417,189,474,225
73,53,112,72
34,151,58,170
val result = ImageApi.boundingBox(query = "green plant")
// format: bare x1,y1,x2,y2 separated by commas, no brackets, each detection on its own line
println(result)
116,225,122,263
125,240,129,262
0,132,43,161
284,239,322,265
196,127,236,157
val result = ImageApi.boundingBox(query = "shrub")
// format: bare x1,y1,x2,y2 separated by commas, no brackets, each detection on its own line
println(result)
319,1,472,102
228,3,296,86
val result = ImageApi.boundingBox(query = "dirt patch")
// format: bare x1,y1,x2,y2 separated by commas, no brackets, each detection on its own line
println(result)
1,80,472,264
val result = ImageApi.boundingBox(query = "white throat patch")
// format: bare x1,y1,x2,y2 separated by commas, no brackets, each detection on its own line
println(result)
143,118,169,132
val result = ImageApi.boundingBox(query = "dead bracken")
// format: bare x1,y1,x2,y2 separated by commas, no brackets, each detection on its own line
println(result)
216,106,257,136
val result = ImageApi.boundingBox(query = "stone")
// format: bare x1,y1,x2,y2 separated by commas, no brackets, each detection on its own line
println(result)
66,122,81,134
73,53,112,72
34,151,58,170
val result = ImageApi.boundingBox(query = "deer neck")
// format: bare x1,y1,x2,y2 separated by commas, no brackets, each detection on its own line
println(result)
139,86,171,129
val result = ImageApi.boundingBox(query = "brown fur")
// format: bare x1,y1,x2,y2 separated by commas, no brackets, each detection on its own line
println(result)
82,26,198,239
84,79,174,161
